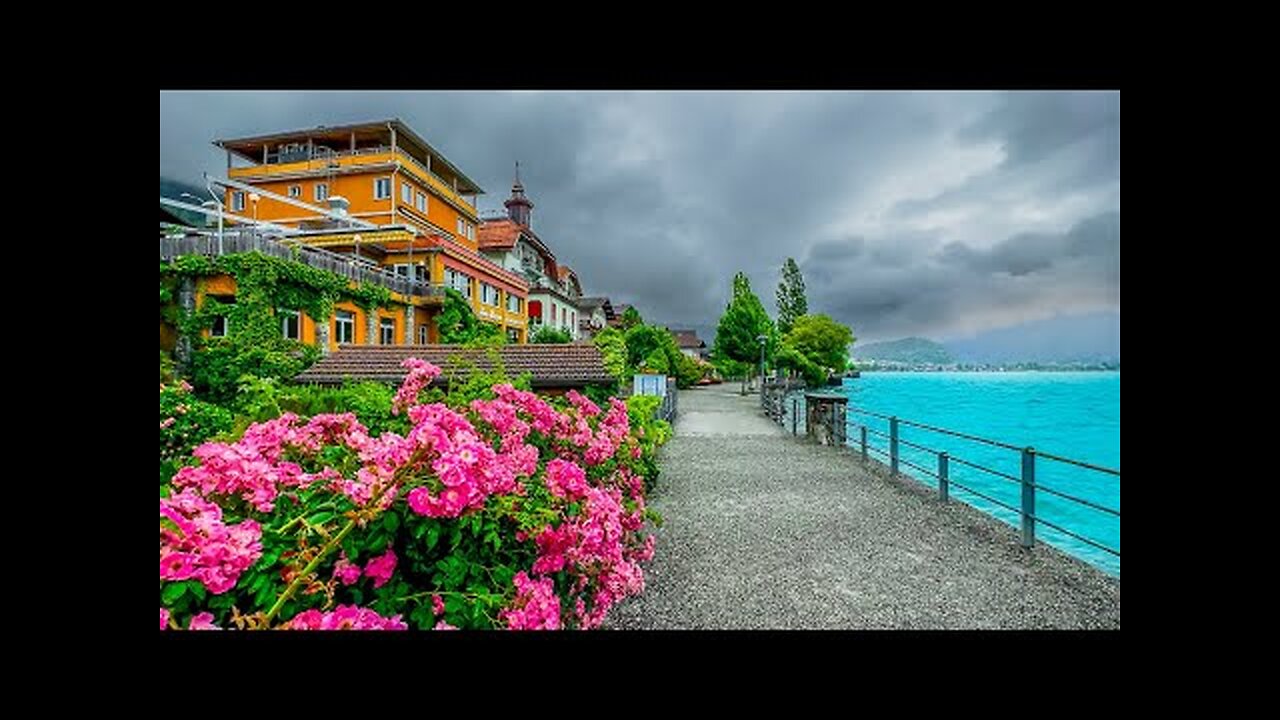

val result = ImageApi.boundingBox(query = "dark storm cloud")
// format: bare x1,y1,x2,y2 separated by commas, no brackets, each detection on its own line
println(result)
160,91,1119,341
802,210,1120,341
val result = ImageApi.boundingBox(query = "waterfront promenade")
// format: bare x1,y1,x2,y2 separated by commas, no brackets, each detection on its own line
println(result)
606,387,1121,629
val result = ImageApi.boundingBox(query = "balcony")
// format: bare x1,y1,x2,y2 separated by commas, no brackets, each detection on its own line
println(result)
228,145,396,180
160,232,446,301
393,149,478,220
227,145,478,219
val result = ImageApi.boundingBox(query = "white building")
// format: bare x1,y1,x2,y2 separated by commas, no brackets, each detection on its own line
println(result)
477,171,585,340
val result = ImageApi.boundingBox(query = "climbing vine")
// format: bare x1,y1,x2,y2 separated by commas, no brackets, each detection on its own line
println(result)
160,252,397,402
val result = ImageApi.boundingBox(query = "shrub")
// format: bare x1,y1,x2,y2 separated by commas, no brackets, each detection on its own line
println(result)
160,380,233,485
189,338,319,405
529,327,573,344
592,327,628,385
159,360,663,631
624,395,672,492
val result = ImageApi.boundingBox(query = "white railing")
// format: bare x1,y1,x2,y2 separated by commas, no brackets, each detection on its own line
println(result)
159,232,445,299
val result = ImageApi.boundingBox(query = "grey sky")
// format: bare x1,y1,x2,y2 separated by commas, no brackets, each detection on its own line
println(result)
159,90,1119,344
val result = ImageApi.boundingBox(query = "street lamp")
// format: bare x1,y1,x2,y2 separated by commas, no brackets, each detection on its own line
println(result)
757,334,768,397
249,192,261,239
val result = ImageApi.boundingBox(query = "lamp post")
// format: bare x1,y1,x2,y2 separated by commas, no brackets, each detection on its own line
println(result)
249,192,261,240
757,334,768,398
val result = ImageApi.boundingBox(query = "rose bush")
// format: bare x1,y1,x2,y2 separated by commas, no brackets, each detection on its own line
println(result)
160,359,663,630
160,380,233,485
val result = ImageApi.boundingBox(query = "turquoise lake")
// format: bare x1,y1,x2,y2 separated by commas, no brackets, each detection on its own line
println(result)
833,372,1120,576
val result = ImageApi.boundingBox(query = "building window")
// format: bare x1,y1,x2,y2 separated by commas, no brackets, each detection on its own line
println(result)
445,269,472,298
416,192,427,213
401,180,413,204
456,218,464,236
507,294,521,313
288,185,301,198
418,326,427,344
561,307,567,327
380,317,396,345
315,183,329,202
232,191,245,212
374,178,391,200
280,309,300,340
392,263,410,278
571,311,576,328
481,283,500,307
507,328,520,344
208,294,234,337
335,310,355,344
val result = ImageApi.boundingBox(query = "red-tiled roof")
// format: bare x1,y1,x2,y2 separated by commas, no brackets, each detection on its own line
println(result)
294,344,615,387
477,219,521,250
670,329,705,349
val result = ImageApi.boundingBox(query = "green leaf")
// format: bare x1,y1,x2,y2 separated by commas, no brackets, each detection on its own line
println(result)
445,595,465,616
426,525,440,550
187,582,207,601
250,573,269,594
161,582,187,604
308,511,335,526
383,512,400,533
254,583,276,609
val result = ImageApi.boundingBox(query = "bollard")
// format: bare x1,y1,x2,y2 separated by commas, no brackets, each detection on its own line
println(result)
860,426,868,460
890,416,900,475
1021,447,1036,548
792,397,798,435
938,452,949,502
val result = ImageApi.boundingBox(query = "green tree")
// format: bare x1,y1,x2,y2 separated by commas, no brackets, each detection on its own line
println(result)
529,326,573,344
620,306,643,330
622,324,703,389
712,272,776,394
782,314,855,383
776,258,808,336
592,327,629,385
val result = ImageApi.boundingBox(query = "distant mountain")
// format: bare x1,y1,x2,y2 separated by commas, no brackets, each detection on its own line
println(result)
853,337,954,364
945,311,1120,364
160,176,213,227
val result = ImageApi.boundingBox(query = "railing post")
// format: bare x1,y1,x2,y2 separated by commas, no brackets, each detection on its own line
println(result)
938,452,949,502
1021,447,1036,548
890,416,899,475
860,426,867,460
791,397,797,435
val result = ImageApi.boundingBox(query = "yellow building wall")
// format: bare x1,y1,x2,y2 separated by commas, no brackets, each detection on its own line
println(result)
224,173,396,226
224,151,479,246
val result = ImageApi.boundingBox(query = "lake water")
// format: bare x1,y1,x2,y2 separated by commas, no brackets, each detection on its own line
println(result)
835,372,1120,576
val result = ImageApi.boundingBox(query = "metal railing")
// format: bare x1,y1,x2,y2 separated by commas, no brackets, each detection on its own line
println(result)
843,406,1120,567
394,150,477,213
657,387,679,423
159,232,446,299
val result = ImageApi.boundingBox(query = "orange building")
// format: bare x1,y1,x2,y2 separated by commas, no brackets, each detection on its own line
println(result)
207,119,529,346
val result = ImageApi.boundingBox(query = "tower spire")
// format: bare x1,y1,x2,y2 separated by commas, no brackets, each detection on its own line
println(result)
505,159,534,226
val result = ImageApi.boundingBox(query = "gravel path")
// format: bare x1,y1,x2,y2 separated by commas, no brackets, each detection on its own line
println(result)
606,386,1120,629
